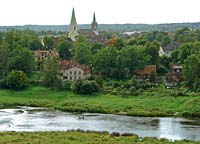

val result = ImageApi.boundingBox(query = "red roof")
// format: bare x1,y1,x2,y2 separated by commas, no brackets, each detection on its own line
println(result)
136,65,157,75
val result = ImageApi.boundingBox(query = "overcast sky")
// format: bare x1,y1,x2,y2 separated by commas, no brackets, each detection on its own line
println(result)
0,0,200,26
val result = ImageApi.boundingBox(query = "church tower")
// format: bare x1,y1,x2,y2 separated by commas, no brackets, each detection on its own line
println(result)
69,8,79,41
91,12,98,35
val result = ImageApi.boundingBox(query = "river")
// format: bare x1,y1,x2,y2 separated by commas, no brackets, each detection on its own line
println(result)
0,106,200,141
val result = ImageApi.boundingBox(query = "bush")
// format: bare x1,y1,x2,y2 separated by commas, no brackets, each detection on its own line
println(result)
73,80,100,94
6,70,28,90
64,82,71,90
0,79,7,89
113,81,121,88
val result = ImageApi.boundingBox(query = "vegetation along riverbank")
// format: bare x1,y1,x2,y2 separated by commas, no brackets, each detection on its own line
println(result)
0,130,199,144
0,86,200,117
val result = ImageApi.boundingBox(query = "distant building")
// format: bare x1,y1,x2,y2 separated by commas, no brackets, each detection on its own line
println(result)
68,8,105,43
169,64,183,82
59,60,91,82
33,50,59,62
135,65,157,80
162,43,179,57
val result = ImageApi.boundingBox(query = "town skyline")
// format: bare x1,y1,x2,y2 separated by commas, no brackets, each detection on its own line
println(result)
0,0,200,26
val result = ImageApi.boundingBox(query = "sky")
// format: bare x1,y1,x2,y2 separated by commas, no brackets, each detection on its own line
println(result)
0,0,200,26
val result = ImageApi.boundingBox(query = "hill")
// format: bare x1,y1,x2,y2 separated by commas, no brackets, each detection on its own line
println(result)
1,22,200,32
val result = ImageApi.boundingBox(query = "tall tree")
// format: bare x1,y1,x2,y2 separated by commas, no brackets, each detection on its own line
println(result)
8,47,35,75
145,41,160,65
74,43,92,65
184,54,200,91
58,40,72,60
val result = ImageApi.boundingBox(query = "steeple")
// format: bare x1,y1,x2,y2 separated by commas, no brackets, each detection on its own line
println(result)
70,8,77,25
91,12,98,35
69,8,79,41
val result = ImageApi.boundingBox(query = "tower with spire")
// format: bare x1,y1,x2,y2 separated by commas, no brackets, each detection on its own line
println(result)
68,8,79,41
91,12,98,35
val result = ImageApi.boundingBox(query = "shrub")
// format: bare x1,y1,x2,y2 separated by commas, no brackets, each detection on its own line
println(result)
6,70,28,90
64,82,71,90
95,76,104,88
73,80,100,94
113,81,121,88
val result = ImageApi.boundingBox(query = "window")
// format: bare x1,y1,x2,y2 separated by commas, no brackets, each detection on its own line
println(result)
74,71,77,75
70,77,72,80
74,26,76,30
79,71,81,75
70,71,72,75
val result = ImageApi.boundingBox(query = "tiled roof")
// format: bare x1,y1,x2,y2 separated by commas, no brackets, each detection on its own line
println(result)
136,65,157,75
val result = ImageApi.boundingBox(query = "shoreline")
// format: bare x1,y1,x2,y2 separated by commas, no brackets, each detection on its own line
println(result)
0,130,198,143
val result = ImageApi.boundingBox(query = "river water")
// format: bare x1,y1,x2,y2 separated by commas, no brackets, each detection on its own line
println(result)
0,107,200,141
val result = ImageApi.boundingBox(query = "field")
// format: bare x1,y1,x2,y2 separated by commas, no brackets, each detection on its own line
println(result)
0,131,198,144
0,86,200,117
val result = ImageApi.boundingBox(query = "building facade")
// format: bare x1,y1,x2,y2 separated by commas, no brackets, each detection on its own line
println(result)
33,50,59,61
59,60,91,82
169,64,183,82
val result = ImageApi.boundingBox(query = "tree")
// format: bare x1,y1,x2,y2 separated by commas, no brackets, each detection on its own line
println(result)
0,42,9,78
58,40,72,60
149,71,157,83
119,46,149,76
161,36,171,47
73,80,99,94
183,54,200,91
145,41,160,65
93,47,118,78
43,59,63,90
43,36,54,50
8,47,35,75
6,70,28,90
90,43,103,54
74,43,92,65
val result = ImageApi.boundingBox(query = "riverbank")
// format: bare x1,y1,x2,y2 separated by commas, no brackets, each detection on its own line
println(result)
0,131,198,144
0,86,200,117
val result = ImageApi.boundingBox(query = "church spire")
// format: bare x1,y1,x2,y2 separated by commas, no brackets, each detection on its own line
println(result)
69,8,79,41
70,7,77,25
91,12,98,35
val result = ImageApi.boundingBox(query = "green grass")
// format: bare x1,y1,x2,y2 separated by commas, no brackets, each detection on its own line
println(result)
0,86,200,117
0,131,198,144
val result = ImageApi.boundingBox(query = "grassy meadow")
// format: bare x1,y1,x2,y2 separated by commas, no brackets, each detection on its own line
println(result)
0,86,200,117
0,131,198,144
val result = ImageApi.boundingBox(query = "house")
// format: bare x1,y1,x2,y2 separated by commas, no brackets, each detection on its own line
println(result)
169,64,183,82
33,50,59,62
135,65,157,80
162,43,179,57
68,8,105,43
59,60,91,82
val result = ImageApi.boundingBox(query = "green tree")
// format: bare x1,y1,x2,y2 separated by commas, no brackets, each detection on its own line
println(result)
58,40,72,60
43,36,54,50
149,71,157,83
74,43,92,65
161,36,171,47
43,59,63,90
93,47,118,78
0,42,9,78
145,41,160,65
8,47,35,75
6,70,28,90
183,54,200,91
73,80,99,94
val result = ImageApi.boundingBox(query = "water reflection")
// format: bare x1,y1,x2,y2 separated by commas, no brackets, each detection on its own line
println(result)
0,107,200,141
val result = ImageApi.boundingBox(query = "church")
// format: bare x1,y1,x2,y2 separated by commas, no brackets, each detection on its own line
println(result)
68,8,105,43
